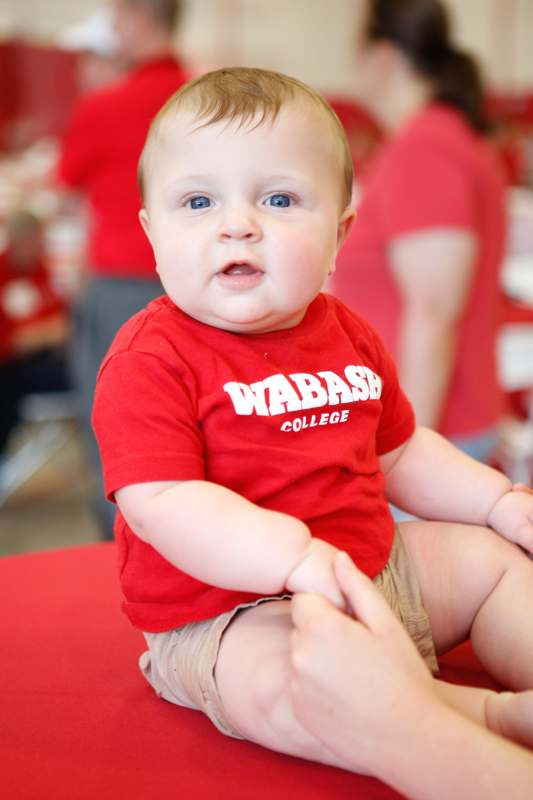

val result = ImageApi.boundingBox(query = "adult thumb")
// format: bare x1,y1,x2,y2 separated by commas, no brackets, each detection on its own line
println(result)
290,591,338,633
334,551,393,632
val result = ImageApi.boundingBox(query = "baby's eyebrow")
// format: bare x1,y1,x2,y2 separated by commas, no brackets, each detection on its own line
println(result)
165,174,215,186
262,173,309,183
162,175,217,197
258,177,315,196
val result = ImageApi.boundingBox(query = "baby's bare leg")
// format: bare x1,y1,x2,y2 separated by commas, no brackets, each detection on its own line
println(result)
399,520,533,685
399,520,533,743
214,600,362,771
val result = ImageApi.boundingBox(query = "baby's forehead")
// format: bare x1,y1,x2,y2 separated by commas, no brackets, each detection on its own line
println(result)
154,97,335,150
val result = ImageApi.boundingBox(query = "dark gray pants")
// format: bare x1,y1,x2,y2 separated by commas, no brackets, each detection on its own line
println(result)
70,275,162,539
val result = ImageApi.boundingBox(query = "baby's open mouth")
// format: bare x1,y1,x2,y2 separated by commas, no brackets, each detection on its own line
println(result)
221,261,261,276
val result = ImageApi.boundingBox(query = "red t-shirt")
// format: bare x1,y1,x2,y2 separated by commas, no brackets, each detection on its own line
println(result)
0,253,65,361
57,56,188,277
93,293,414,632
333,104,506,438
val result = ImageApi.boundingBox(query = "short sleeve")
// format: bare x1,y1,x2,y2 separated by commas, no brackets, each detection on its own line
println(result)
56,96,103,189
92,351,205,500
369,328,415,455
379,137,476,238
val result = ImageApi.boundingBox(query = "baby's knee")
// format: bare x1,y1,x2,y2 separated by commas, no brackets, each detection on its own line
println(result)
243,648,298,736
215,603,294,736
437,520,528,570
216,608,335,762
250,651,291,724
248,654,331,760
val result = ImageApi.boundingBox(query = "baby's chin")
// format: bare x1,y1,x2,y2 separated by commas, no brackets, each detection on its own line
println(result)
186,305,305,335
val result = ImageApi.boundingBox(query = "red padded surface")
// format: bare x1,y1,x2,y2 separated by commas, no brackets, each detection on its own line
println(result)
0,543,499,799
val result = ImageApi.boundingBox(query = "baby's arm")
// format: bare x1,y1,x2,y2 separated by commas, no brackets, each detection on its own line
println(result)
382,427,533,551
380,428,533,552
115,480,345,605
381,427,511,522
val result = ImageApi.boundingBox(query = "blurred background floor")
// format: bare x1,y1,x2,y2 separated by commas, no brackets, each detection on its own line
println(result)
0,424,101,557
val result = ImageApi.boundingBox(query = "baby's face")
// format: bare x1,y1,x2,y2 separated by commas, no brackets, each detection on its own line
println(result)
140,102,353,333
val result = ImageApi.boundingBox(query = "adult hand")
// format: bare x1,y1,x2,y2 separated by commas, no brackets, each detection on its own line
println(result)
289,551,437,776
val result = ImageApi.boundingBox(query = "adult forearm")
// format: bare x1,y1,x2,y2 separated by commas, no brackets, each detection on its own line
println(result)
397,309,456,429
380,703,533,800
132,480,312,593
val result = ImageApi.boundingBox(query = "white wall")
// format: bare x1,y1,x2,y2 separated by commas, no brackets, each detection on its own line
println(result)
181,0,362,94
1,0,531,93
0,0,97,40
444,0,533,92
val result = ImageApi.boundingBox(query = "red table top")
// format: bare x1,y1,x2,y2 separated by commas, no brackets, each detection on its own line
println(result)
0,543,499,800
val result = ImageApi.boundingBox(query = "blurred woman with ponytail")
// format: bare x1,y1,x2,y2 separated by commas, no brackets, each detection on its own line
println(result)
333,0,505,473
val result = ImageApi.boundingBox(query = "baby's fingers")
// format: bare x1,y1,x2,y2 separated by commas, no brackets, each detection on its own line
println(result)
512,483,533,495
512,523,533,554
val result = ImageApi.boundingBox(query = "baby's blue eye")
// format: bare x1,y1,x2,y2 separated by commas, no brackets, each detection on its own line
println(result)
267,194,292,208
188,196,211,210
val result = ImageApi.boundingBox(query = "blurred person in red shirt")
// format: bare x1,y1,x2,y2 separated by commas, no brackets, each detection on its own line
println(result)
0,211,70,469
56,0,189,538
332,0,506,482
59,7,126,92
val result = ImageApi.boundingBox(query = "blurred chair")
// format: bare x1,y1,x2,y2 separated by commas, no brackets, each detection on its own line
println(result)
0,389,79,508
495,297,533,484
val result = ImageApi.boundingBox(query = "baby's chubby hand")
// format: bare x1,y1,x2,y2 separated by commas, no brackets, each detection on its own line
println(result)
487,484,533,554
285,538,346,609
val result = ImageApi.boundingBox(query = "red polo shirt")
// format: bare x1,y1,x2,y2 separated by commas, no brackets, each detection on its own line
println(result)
334,104,506,438
57,56,188,278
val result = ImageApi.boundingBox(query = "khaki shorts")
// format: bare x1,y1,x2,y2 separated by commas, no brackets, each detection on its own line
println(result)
139,527,438,739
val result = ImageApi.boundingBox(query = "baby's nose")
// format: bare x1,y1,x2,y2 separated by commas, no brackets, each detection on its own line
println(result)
218,205,262,241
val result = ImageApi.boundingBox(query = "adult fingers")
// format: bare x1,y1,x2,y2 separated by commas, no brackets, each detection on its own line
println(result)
333,551,399,633
290,591,338,634
289,592,358,682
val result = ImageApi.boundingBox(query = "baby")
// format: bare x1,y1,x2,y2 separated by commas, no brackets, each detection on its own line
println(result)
93,67,533,773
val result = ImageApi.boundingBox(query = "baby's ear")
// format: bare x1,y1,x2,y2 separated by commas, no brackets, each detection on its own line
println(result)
139,209,152,243
336,207,355,253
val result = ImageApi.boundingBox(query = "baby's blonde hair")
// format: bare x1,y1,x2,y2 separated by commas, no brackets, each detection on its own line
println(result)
138,67,353,209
